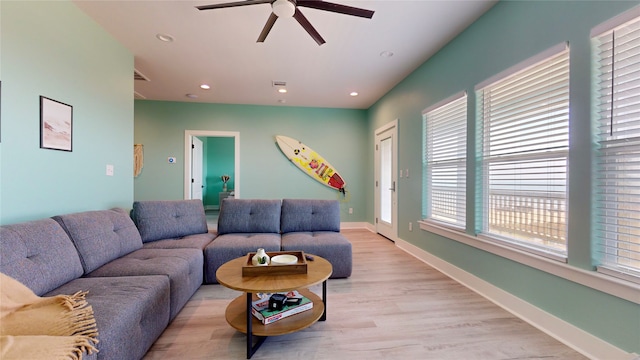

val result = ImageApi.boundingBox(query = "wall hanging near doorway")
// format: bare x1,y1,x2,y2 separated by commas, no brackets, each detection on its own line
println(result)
40,96,72,152
275,135,346,195
134,144,144,177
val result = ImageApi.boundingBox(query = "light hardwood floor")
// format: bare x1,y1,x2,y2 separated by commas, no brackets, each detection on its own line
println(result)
143,229,587,359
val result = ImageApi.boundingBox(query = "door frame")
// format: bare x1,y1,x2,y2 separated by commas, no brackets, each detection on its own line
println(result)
190,136,204,200
374,119,398,241
184,130,240,200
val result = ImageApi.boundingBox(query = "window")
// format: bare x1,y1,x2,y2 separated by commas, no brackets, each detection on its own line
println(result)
593,13,640,281
422,93,467,228
476,44,570,258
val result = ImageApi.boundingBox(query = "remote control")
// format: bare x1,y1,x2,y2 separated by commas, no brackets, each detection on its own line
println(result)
305,254,314,261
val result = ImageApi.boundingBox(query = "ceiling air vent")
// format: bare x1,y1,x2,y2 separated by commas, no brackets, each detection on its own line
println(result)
272,81,286,87
134,69,150,81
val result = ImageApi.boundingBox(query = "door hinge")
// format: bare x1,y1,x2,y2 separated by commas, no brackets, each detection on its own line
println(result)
375,217,378,224
191,178,194,183
375,180,378,187
192,144,195,149
376,144,378,151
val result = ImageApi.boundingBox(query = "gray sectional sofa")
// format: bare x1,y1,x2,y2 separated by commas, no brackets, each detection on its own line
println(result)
0,198,351,360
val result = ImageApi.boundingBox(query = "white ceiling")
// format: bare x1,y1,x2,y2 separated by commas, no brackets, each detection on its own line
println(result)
73,0,497,109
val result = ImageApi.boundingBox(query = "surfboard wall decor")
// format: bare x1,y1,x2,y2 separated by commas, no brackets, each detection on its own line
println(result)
275,135,346,194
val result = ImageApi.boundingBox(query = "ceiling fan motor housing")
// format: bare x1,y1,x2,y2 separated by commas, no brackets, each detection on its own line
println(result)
272,0,295,18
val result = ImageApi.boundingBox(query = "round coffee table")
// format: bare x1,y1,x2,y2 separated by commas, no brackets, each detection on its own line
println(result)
216,254,332,359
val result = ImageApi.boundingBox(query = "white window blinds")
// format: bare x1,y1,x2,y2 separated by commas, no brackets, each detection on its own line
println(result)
423,93,467,228
593,14,640,280
476,44,570,257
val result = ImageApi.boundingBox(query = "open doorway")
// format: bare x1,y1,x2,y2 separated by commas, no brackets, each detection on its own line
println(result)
184,130,240,223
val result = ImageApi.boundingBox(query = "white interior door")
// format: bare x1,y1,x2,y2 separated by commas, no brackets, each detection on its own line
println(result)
191,136,204,200
375,120,398,241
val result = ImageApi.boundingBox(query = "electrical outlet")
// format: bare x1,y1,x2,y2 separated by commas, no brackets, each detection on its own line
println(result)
409,222,413,231
349,208,353,214
106,164,114,176
405,169,409,178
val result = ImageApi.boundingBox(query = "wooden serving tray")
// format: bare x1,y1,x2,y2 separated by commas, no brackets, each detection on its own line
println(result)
242,251,308,277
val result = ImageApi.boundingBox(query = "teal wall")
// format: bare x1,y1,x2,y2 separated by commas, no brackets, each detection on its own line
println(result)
368,0,640,353
0,1,133,225
204,137,235,208
134,100,367,221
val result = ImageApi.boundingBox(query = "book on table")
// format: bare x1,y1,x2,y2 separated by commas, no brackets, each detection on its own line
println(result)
251,290,313,325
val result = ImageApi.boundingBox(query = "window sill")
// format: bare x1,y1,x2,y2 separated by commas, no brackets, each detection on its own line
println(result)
419,221,640,304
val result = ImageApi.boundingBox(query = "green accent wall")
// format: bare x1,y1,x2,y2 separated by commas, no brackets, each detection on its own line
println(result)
204,137,235,208
368,0,640,353
134,100,367,221
0,1,133,225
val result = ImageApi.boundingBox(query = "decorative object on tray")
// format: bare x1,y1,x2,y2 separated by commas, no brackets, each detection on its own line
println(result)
221,174,230,191
270,254,298,265
251,290,313,325
243,251,308,276
251,248,270,266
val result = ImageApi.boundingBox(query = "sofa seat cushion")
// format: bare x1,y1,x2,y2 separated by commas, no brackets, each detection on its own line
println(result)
86,248,203,321
53,209,143,274
142,232,216,251
281,232,352,278
0,218,84,296
281,199,340,233
217,199,281,234
204,233,281,284
47,275,170,360
132,200,209,243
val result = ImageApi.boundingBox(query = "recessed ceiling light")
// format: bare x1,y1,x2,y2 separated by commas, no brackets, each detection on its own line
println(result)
350,92,359,97
380,50,394,58
156,33,174,42
186,94,198,99
278,88,288,94
200,84,211,90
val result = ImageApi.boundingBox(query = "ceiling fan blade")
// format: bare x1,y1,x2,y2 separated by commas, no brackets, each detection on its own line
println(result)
257,13,278,42
293,9,325,45
297,1,374,19
196,0,272,11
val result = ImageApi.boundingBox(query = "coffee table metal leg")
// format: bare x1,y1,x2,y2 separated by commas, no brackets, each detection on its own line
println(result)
246,292,266,359
320,280,327,321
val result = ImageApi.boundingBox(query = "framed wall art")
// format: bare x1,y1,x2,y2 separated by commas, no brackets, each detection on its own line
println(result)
40,96,72,151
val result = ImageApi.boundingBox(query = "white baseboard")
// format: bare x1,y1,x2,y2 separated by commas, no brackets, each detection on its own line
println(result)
340,222,371,230
395,238,637,360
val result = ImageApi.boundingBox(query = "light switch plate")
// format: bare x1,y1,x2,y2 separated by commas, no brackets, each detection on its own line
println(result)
106,164,114,176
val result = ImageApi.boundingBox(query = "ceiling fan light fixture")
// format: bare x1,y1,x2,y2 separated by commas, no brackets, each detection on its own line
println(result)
272,0,295,18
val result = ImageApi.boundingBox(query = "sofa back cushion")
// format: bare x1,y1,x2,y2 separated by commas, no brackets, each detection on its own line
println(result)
132,200,209,243
281,199,340,233
53,208,143,274
217,199,281,235
0,218,84,295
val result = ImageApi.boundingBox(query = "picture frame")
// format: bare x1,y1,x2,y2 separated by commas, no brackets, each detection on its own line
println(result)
40,96,72,151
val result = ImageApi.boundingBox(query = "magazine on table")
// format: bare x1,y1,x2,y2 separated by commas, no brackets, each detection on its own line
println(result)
251,290,313,325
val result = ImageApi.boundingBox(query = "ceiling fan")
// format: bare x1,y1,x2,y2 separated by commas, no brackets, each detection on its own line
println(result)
196,0,374,45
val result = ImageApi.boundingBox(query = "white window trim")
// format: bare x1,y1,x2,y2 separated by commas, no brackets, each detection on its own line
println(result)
475,42,568,91
476,43,570,257
591,4,640,37
419,221,640,305
591,9,640,284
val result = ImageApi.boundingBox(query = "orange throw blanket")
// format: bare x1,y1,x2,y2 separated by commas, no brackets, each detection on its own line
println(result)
0,273,99,360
